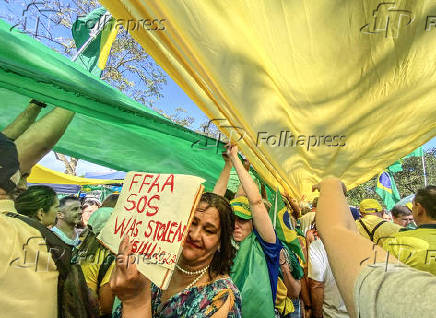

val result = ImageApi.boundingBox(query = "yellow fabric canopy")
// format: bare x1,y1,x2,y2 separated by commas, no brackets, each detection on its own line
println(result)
100,0,436,199
28,164,123,185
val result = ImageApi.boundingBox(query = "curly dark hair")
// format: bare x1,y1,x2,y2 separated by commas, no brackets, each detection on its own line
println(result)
198,192,236,277
15,185,57,218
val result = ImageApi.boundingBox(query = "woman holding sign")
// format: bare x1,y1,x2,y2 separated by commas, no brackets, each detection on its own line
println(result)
112,192,242,317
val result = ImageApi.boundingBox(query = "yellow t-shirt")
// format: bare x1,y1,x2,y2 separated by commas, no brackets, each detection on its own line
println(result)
0,201,58,318
80,247,115,292
356,215,401,246
383,225,436,276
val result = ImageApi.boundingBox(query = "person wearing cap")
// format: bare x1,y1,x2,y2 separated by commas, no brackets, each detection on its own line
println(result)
356,199,401,247
383,185,436,275
0,132,59,317
213,144,282,318
82,197,102,226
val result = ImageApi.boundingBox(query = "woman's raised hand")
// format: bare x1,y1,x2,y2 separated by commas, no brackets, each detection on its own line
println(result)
225,143,238,159
110,235,150,304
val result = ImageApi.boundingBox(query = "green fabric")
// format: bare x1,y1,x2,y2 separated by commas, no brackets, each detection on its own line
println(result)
72,7,110,77
0,19,227,191
387,160,403,173
87,207,113,234
399,222,418,232
403,147,424,158
230,233,275,318
387,147,424,174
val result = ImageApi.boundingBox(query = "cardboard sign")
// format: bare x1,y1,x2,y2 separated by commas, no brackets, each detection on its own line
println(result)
98,172,205,289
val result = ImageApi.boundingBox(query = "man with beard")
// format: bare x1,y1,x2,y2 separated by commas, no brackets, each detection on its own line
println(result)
52,196,83,247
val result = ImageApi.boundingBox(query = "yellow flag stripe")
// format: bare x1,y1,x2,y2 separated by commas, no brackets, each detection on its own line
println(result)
98,24,118,70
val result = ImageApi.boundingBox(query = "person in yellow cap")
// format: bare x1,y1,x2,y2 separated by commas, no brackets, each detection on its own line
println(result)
383,185,436,275
356,198,401,247
213,144,284,318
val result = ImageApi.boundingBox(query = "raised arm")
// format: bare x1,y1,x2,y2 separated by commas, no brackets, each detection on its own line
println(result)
314,177,396,318
15,107,75,173
213,153,232,196
227,144,276,243
279,249,301,299
234,159,250,197
1,100,43,140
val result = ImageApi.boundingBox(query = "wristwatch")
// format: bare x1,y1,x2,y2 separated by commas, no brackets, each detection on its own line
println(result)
30,99,47,108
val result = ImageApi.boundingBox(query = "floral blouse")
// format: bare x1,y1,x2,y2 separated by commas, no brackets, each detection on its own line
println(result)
113,277,242,318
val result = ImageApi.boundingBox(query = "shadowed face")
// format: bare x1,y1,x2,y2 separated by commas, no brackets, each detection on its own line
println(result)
181,201,221,266
39,196,60,227
81,203,99,226
392,214,414,227
233,216,253,242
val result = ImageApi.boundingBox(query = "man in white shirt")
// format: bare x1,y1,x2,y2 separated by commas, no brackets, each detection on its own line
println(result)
308,237,349,318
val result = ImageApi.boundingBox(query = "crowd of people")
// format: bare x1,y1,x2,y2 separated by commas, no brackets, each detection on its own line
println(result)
0,100,435,318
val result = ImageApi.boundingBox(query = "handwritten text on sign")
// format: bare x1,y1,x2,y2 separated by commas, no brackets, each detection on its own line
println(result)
112,173,188,268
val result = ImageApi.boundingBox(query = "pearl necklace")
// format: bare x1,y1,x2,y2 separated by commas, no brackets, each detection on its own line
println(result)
176,264,209,289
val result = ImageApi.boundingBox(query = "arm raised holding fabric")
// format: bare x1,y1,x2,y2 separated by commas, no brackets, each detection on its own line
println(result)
15,107,75,173
1,100,43,141
227,144,276,243
213,153,233,197
314,178,398,318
